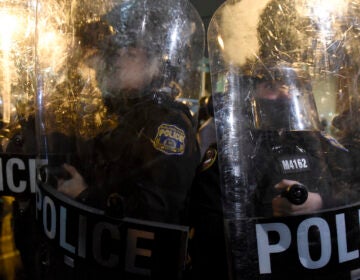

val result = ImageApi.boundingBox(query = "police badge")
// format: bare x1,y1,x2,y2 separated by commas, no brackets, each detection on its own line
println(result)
153,123,186,155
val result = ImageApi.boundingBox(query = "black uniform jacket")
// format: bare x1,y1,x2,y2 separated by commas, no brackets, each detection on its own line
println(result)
189,144,229,280
251,130,354,216
77,93,200,224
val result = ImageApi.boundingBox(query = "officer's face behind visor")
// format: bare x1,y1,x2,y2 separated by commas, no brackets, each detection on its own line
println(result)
251,78,320,131
83,46,159,104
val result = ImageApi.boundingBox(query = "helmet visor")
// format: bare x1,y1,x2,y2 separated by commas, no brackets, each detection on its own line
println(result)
250,65,320,131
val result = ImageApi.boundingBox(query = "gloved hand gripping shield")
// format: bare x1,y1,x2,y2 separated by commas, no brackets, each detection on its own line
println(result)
208,0,360,279
34,0,204,278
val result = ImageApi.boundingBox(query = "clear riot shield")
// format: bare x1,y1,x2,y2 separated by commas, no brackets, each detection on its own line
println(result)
208,0,360,279
0,1,37,197
0,2,38,280
35,0,204,279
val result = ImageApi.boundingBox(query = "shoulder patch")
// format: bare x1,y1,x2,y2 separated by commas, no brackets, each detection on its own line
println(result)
153,123,186,155
201,147,217,171
320,131,348,152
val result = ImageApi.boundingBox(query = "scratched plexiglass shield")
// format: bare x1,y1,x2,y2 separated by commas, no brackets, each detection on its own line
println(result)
208,0,360,279
35,0,204,278
0,0,37,197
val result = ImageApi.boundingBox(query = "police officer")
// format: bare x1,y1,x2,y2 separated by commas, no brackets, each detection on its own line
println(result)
57,45,200,224
247,65,353,217
195,63,354,213
35,1,204,279
52,1,203,224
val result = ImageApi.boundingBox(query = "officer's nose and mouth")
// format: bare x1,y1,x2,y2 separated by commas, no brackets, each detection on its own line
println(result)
79,46,160,115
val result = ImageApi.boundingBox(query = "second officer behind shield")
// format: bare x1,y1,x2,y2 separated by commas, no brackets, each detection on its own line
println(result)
247,64,354,217
192,63,354,220
54,2,201,225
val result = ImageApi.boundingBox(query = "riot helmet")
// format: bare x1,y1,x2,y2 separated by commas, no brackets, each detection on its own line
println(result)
76,0,204,113
248,62,321,131
208,0,322,132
